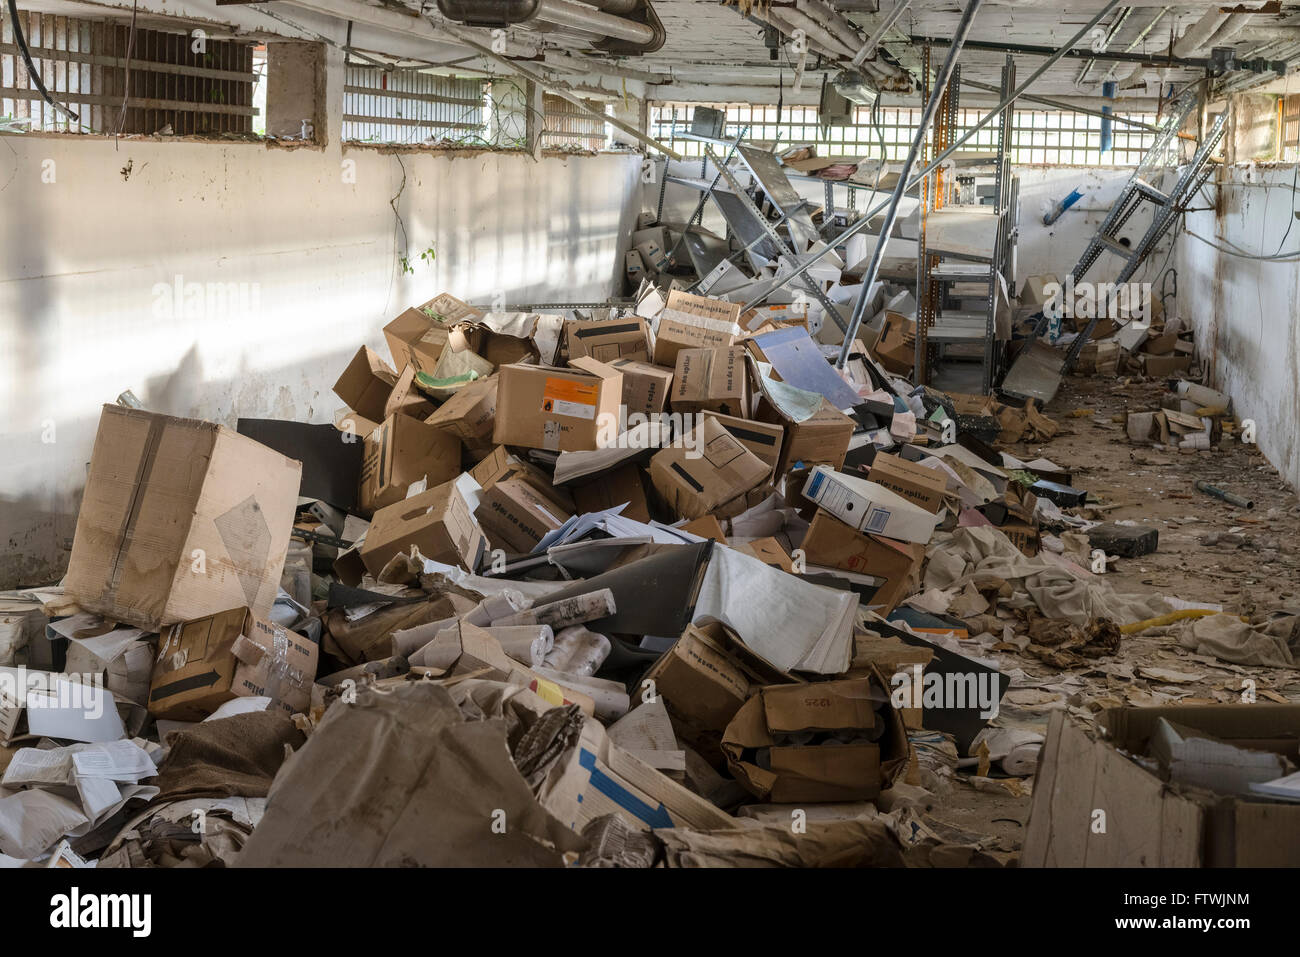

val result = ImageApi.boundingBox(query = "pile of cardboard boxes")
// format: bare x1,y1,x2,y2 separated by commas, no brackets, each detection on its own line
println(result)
2,279,1287,870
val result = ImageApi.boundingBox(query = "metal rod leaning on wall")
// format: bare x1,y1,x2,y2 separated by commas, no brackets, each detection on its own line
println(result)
430,20,683,160
741,0,1125,317
835,0,983,370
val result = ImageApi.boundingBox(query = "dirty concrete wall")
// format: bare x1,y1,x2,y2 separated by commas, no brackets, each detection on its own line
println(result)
1177,164,1300,492
0,136,642,589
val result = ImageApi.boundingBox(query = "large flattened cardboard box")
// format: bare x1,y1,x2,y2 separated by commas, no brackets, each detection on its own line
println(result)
1023,706,1300,868
64,406,302,632
803,465,937,544
359,414,462,514
800,510,925,616
149,606,318,720
722,672,909,803
493,359,622,453
648,417,769,520
360,478,487,575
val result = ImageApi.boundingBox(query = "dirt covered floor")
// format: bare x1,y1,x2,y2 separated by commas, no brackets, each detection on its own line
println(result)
912,370,1300,863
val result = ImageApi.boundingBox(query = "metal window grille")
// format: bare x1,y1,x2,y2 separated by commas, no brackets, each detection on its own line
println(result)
1284,94,1300,163
342,66,486,144
650,101,1160,167
542,93,607,151
1,10,257,135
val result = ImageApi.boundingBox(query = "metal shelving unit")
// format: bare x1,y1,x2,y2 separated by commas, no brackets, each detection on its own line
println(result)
914,54,1017,394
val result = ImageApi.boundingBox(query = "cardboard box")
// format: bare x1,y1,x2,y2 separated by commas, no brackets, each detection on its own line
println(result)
800,511,925,616
64,406,301,631
383,297,479,375
150,607,318,720
642,619,794,758
572,464,650,523
610,358,674,420
625,250,646,283
700,412,783,482
474,452,575,517
722,673,909,803
652,290,743,367
539,716,736,833
870,312,915,376
1143,353,1192,377
759,397,855,475
475,479,571,554
648,417,769,520
359,414,462,514
493,359,622,452
567,318,650,364
653,318,738,368
636,239,669,273
333,346,398,424
802,466,937,544
424,375,497,451
670,346,749,419
1023,706,1300,867
867,452,947,514
361,478,487,575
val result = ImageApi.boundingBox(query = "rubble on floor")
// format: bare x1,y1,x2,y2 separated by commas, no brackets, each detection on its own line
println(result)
3,283,1298,870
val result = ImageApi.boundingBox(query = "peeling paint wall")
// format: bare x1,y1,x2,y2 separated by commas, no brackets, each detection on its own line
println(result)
1177,165,1300,492
0,136,642,588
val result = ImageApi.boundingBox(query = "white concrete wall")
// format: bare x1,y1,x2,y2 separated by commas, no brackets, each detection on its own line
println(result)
1176,165,1300,491
0,134,641,588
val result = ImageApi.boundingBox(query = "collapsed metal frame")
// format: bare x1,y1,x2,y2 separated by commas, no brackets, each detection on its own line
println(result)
742,0,1127,322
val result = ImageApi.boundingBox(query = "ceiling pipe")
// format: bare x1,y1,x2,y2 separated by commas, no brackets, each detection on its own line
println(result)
851,0,912,67
1117,8,1230,85
532,0,655,45
766,8,857,58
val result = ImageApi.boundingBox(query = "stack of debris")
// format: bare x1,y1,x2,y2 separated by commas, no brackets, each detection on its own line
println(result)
1,282,1290,869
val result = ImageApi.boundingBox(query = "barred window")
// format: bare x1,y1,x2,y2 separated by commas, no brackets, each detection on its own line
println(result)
542,93,607,152
2,10,257,135
650,101,1160,167
342,65,486,145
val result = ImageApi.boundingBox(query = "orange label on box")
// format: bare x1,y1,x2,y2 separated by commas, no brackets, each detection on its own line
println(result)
542,377,599,420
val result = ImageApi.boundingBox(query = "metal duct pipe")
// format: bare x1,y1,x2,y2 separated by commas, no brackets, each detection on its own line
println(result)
534,0,655,44
1118,8,1229,85
767,8,857,59
572,0,640,14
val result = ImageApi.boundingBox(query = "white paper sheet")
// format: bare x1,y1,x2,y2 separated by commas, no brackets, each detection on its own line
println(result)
692,547,857,674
